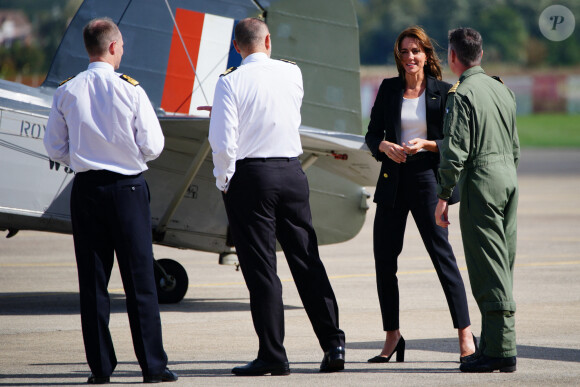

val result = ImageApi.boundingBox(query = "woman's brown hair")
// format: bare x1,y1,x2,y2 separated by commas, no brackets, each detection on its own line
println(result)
393,26,443,80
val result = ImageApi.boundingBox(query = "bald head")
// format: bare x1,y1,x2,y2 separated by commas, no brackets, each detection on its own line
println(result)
83,17,121,57
234,18,270,54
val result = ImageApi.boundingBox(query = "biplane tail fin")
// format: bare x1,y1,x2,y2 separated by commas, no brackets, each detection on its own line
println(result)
42,0,362,132
42,0,256,116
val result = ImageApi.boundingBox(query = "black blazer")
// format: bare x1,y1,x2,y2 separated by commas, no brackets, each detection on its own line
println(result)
365,75,459,206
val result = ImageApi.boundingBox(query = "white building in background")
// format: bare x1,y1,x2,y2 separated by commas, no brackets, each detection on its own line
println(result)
0,10,32,47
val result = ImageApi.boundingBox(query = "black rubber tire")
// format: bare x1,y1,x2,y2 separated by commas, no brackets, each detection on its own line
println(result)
154,258,188,304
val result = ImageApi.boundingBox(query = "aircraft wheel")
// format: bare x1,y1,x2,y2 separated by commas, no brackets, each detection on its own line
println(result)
154,259,188,304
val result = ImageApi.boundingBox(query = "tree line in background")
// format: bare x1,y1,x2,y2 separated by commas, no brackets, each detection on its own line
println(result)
1,0,579,84
0,0,81,81
356,0,580,67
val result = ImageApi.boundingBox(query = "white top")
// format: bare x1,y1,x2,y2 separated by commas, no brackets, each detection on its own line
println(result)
400,92,427,149
44,62,164,175
208,52,304,191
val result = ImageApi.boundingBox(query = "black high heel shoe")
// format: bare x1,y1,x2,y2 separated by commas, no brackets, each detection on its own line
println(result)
460,333,479,363
368,336,405,363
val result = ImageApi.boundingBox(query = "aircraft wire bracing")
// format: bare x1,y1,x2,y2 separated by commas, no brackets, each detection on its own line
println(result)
162,0,210,106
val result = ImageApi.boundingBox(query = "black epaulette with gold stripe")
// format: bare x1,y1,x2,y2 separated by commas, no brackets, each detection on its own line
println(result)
278,58,297,65
491,75,504,84
120,74,139,86
448,80,460,94
220,67,238,77
59,76,75,86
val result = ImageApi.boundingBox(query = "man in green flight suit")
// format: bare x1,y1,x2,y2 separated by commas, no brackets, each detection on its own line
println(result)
434,27,520,373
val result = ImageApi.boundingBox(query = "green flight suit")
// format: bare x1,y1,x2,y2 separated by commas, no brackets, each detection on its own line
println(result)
437,66,520,358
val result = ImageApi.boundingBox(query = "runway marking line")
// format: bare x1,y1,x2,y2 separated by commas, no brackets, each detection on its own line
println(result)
0,263,75,267
2,260,578,296
185,259,580,289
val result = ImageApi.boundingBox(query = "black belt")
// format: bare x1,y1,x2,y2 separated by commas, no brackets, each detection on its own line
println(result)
405,152,430,162
77,170,142,179
236,157,298,165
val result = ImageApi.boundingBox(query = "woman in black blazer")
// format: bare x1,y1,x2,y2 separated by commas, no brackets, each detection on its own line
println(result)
365,26,477,363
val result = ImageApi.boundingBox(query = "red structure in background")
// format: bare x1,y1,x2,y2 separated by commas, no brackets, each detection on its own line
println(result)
532,75,567,113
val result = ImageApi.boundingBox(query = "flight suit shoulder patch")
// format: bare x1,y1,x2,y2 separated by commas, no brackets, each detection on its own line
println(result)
448,80,460,94
220,67,238,77
120,74,139,86
491,75,504,84
59,76,75,86
278,58,297,65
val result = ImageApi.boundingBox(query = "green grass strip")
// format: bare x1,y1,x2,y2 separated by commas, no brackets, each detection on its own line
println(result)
361,114,580,148
517,114,580,148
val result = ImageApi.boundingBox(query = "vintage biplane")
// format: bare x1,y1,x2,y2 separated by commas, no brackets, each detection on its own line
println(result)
0,0,378,303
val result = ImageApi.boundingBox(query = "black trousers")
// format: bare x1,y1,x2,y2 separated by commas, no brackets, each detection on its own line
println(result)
373,159,471,331
223,158,345,363
70,170,167,377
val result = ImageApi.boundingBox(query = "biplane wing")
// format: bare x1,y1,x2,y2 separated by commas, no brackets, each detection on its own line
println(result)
0,0,379,303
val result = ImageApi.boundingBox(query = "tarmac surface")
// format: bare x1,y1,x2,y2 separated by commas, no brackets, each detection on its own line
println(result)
1,148,579,386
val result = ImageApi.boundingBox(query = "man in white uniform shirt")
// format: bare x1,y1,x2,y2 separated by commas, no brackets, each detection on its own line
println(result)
44,17,176,384
208,17,346,376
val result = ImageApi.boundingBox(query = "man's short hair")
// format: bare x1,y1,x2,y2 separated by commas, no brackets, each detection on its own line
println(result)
448,27,483,67
83,17,120,57
234,18,268,51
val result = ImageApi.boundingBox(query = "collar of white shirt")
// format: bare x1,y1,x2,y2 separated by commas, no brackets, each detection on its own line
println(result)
87,61,115,72
242,52,268,65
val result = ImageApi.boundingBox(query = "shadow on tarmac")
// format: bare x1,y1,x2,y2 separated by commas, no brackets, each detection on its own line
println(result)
0,292,304,315
0,338,578,385
349,339,580,363
0,360,461,387
2,293,579,364
2,345,578,387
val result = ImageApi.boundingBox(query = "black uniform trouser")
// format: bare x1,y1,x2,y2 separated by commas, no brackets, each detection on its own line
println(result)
223,158,345,363
373,158,471,331
70,170,167,377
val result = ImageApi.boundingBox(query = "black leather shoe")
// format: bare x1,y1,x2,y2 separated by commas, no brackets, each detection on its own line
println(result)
460,355,516,373
460,351,481,364
232,359,290,376
143,368,178,383
320,346,345,373
87,374,110,384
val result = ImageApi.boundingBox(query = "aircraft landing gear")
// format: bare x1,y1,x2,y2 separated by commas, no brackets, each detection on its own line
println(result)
154,258,188,304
